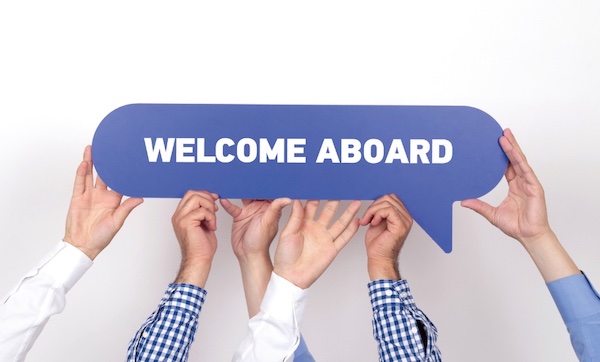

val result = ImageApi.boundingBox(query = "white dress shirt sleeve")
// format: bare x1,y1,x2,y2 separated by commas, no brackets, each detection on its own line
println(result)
0,241,92,362
232,272,309,362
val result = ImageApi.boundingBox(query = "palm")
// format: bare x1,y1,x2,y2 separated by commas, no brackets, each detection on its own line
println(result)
278,219,338,273
231,201,278,256
65,188,124,253
491,171,548,241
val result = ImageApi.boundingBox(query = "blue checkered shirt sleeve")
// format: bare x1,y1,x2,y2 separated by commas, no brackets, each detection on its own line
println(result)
126,283,206,362
369,280,442,362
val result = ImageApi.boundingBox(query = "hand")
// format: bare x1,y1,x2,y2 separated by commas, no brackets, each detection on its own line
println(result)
220,198,292,261
461,128,579,282
63,146,143,260
461,128,553,247
274,200,361,289
220,198,291,317
360,194,413,280
172,190,219,287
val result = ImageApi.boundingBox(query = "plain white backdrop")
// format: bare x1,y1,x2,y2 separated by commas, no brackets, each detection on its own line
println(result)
1,1,599,361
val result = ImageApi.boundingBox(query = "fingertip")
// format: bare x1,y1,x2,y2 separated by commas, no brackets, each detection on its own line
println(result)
211,192,219,200
83,145,92,162
275,197,292,207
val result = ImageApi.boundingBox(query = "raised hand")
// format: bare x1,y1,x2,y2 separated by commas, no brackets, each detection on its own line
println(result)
360,194,413,280
274,200,361,289
63,146,143,260
461,128,552,246
220,199,291,260
220,198,291,317
171,190,219,287
461,128,579,282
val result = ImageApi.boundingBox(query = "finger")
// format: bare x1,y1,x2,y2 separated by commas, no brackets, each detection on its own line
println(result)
316,200,340,226
500,135,540,186
83,145,92,162
361,198,397,226
328,200,361,238
503,128,527,162
187,207,218,231
304,200,320,220
72,161,88,196
281,200,304,236
183,191,218,213
460,199,496,224
264,197,292,225
113,198,144,228
333,218,360,252
95,174,108,190
504,160,516,182
387,194,410,215
220,198,242,218
384,195,413,227
83,146,94,190
370,206,412,235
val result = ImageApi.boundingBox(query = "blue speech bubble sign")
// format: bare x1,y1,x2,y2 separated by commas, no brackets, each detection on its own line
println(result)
92,104,507,253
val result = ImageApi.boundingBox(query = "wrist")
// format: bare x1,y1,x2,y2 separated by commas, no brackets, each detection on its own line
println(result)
63,240,100,261
520,228,558,252
368,258,400,281
521,231,580,283
236,250,271,265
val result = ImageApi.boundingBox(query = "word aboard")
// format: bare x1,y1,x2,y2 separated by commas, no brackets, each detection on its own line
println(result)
144,137,453,164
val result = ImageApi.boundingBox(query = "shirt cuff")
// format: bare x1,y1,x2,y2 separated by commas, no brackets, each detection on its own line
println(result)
261,272,309,328
368,279,416,311
547,272,600,323
30,241,93,292
162,283,207,317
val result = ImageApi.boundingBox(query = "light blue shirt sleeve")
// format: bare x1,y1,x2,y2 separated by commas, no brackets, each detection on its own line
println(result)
547,273,600,362
293,334,315,362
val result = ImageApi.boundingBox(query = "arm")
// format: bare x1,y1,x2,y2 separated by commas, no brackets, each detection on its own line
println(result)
127,190,217,362
0,146,142,362
461,128,600,361
221,198,315,362
220,198,291,318
361,194,442,362
233,200,361,362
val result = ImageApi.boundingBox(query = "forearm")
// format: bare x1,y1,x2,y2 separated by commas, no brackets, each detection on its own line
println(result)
238,253,273,318
0,242,91,362
233,272,308,362
368,258,401,281
174,258,213,288
522,231,580,283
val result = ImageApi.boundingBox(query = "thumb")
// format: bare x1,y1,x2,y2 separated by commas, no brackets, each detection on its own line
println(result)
461,199,495,224
114,198,144,228
264,198,292,224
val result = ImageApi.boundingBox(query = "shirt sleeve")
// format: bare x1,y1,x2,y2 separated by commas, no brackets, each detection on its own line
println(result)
369,279,442,362
0,241,93,362
293,334,316,362
547,272,600,362
233,272,309,362
126,283,206,362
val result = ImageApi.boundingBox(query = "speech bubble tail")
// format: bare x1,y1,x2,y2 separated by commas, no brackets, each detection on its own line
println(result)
412,201,454,253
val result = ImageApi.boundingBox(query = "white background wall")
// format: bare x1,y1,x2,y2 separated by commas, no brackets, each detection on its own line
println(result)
1,1,599,361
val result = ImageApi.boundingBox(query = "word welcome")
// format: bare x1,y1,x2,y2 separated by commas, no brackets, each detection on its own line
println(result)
144,137,454,164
